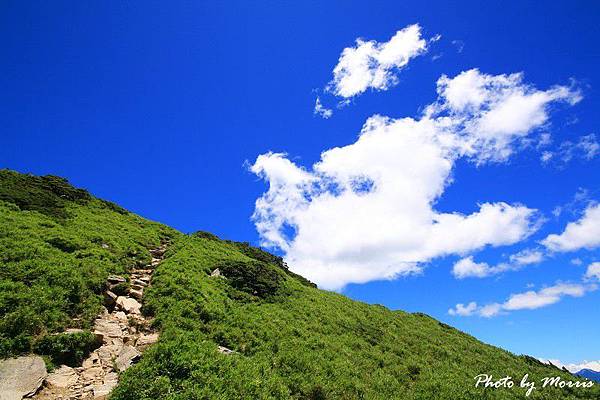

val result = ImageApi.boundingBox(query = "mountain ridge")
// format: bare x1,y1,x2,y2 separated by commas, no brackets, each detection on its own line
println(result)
0,169,597,399
576,369,600,383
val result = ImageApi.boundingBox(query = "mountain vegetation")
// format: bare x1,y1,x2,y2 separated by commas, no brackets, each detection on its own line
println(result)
0,169,597,399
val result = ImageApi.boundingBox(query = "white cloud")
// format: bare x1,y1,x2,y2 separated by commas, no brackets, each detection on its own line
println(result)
543,134,599,164
448,302,478,316
327,24,431,98
503,283,590,310
542,203,600,252
510,248,544,265
429,69,582,163
578,134,600,159
585,262,600,281
452,249,544,279
451,40,464,53
314,97,333,119
251,69,581,290
450,282,597,317
452,257,491,279
541,359,600,373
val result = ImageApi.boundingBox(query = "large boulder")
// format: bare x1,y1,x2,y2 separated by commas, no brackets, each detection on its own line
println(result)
115,345,141,372
116,296,141,314
45,365,78,388
0,355,47,400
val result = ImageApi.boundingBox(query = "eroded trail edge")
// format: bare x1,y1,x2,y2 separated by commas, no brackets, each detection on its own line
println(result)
33,242,168,400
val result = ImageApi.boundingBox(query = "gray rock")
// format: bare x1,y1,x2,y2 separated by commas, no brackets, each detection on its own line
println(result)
115,345,141,372
107,275,126,284
210,268,221,277
103,290,117,306
93,319,123,343
129,288,143,300
116,296,141,314
0,355,47,400
93,372,118,399
136,333,159,350
46,365,78,388
217,345,235,355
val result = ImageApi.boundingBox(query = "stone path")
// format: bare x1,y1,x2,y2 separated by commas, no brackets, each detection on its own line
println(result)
32,243,167,400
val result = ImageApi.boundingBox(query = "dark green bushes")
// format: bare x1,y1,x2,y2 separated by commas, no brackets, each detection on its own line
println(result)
217,259,285,299
33,331,99,367
0,169,91,220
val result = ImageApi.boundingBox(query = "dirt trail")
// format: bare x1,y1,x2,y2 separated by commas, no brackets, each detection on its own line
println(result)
32,243,167,400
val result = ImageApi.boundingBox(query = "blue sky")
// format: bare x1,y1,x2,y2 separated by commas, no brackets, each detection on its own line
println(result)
1,1,599,370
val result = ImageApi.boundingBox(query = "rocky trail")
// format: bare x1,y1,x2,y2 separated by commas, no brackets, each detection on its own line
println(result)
19,243,168,400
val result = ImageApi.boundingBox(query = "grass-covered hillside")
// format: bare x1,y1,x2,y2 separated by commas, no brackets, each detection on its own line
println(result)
0,169,597,399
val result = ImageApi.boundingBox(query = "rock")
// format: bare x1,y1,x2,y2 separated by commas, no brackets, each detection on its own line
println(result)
217,345,235,355
107,275,126,284
130,283,145,291
101,243,110,249
129,288,143,300
132,279,147,287
114,311,127,320
0,355,47,399
210,268,221,277
46,365,78,389
136,333,159,350
80,366,103,381
103,290,117,306
115,345,141,372
66,328,84,334
92,372,118,399
116,296,141,314
82,352,100,369
93,319,123,340
137,276,150,283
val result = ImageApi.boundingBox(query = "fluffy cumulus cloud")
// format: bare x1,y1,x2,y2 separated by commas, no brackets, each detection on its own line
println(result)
541,359,600,373
327,24,431,98
427,69,582,163
449,282,597,318
585,262,600,281
542,203,600,251
251,68,580,290
452,249,543,279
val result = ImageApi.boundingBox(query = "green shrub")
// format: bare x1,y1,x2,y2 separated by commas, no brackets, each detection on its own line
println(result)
0,169,91,220
33,331,100,367
216,259,285,299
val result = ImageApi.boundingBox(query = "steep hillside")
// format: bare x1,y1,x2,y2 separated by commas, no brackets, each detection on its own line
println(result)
0,169,597,399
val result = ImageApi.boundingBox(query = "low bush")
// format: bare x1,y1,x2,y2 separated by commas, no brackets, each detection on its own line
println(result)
216,259,285,299
33,331,100,367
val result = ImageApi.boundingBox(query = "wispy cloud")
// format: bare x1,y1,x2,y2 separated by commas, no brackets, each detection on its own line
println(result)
313,97,333,119
452,249,543,279
541,133,599,165
449,281,597,317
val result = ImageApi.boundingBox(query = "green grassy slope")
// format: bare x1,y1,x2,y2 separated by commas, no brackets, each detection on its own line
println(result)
0,170,597,399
